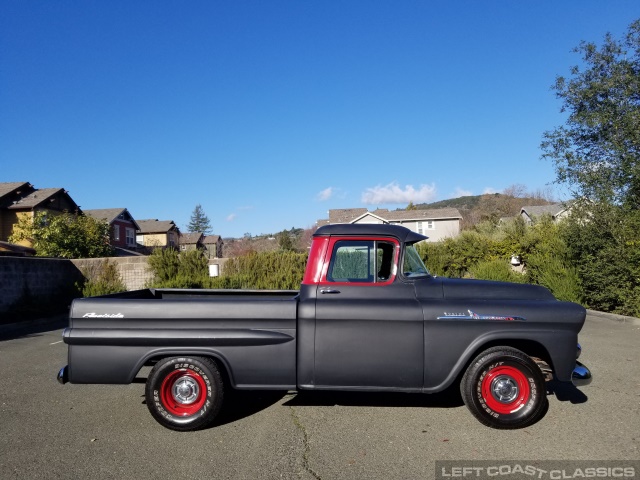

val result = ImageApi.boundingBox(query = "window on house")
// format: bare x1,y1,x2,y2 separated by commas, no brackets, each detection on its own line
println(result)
417,222,423,234
113,225,120,241
180,245,186,251
426,221,434,229
125,228,135,246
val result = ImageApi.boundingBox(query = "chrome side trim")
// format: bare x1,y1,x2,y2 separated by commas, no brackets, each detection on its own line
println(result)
437,309,526,322
571,361,592,387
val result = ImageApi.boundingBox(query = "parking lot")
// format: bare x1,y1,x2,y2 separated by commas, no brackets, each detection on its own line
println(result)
0,313,638,480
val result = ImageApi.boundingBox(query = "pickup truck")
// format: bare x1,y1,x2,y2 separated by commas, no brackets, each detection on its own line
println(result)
57,223,592,430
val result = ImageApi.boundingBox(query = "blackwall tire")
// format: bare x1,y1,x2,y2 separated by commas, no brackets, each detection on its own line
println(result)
145,356,223,431
461,347,547,429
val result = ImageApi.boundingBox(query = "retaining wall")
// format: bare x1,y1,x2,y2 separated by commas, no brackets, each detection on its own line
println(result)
71,257,153,291
1,255,230,320
0,256,84,321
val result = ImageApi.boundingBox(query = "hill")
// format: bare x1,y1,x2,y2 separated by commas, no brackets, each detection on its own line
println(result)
413,193,555,229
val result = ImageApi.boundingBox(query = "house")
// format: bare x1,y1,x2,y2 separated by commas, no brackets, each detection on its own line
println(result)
136,219,180,249
179,232,204,252
318,207,462,242
203,235,224,259
0,181,81,245
520,203,573,225
84,208,140,251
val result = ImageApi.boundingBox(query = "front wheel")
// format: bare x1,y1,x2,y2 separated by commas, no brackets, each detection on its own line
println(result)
145,356,223,431
461,347,547,429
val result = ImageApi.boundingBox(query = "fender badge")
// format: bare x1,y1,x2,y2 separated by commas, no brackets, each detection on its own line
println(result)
437,310,526,321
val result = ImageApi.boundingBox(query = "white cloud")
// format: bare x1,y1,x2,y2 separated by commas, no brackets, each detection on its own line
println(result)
316,187,334,201
226,213,237,221
361,182,437,205
483,187,498,194
452,187,473,198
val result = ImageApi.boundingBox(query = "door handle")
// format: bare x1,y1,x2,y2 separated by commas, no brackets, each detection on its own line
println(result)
320,288,340,294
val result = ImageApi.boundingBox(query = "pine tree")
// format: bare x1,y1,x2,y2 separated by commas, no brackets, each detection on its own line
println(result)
187,204,212,234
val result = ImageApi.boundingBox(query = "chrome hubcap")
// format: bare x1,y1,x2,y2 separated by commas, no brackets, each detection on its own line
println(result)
491,375,519,403
171,376,200,405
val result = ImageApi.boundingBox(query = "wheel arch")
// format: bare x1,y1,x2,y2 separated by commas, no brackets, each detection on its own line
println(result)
424,336,555,393
462,338,554,375
131,349,236,387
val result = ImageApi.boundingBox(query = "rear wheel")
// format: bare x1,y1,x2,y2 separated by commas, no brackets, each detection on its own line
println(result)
461,347,547,429
145,356,223,431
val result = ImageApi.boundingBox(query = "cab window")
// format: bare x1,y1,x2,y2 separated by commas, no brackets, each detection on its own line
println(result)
326,240,395,283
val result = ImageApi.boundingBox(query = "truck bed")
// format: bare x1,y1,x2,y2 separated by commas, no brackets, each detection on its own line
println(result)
65,288,299,387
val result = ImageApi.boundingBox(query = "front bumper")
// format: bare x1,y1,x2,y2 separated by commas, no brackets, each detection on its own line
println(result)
57,366,69,385
571,361,592,387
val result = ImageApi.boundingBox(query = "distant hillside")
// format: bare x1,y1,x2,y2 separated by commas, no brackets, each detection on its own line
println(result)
414,195,486,210
412,193,555,229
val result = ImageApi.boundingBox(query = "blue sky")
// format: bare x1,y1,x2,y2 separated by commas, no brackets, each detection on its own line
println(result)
2,2,638,237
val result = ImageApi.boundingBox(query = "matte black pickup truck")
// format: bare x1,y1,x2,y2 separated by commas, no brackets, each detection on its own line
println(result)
57,224,591,430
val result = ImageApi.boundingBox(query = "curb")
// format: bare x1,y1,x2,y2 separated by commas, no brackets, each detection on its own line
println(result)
587,309,640,326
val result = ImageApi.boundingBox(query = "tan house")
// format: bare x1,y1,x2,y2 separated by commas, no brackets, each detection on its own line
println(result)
136,219,180,249
179,232,204,252
203,235,224,259
0,181,81,246
318,207,462,242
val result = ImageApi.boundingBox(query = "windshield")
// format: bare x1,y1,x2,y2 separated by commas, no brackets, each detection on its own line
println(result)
402,244,430,278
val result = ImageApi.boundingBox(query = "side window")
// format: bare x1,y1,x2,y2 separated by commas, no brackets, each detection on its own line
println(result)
326,240,395,283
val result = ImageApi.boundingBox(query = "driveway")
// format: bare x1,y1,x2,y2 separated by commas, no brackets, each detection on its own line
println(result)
0,313,638,479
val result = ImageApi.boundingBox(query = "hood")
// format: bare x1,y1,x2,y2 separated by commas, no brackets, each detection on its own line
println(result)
423,277,556,301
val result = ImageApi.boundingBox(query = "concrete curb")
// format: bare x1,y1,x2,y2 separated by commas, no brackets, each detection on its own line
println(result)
587,309,640,326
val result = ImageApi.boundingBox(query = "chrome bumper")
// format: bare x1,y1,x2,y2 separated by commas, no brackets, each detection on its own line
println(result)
57,366,69,385
571,361,592,387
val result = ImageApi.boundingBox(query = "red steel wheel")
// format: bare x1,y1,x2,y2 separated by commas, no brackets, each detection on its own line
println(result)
461,347,548,429
480,365,531,415
159,368,208,417
145,356,224,431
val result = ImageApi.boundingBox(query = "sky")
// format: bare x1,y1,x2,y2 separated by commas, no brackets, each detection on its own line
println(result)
1,2,639,238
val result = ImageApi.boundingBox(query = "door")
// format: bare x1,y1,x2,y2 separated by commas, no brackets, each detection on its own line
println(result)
313,239,424,390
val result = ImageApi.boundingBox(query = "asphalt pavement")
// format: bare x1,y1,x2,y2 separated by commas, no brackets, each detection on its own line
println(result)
0,312,638,480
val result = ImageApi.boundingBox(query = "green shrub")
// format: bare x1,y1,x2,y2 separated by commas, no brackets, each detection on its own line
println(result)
214,251,308,289
561,205,640,316
469,259,527,283
147,248,180,283
147,248,211,288
146,248,309,290
78,259,126,297
524,253,582,303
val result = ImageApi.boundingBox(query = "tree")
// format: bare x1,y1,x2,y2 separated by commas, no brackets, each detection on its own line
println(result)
9,212,113,258
277,231,295,252
187,204,212,234
541,19,640,208
540,20,640,315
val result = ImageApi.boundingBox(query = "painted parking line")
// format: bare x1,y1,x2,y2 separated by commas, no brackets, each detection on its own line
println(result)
50,340,63,345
